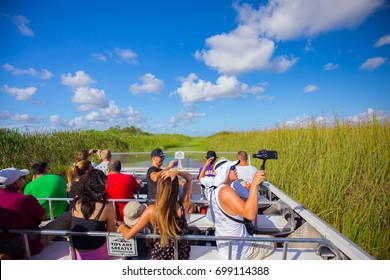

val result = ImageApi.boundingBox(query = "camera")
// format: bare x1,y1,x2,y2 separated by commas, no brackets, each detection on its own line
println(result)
253,150,278,160
253,150,278,170
93,149,98,153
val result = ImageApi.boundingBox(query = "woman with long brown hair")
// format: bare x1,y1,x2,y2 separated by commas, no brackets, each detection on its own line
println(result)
118,170,192,260
71,169,115,260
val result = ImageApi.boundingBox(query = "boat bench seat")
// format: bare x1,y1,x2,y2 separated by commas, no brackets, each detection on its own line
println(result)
31,241,121,260
189,245,324,260
31,241,71,260
187,214,292,232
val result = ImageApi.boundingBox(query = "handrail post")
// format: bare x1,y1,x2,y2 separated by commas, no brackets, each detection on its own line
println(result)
69,236,76,260
22,233,31,260
174,239,178,260
112,201,117,225
228,240,232,260
282,242,289,260
287,207,294,229
49,199,54,221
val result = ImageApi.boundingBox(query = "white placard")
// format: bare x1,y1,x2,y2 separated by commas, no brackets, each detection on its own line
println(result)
175,151,185,159
107,234,138,257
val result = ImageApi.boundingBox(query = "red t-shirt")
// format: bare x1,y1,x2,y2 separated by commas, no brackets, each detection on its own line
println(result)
106,173,140,222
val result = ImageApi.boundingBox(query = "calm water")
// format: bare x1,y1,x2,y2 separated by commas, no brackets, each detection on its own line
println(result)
112,151,238,169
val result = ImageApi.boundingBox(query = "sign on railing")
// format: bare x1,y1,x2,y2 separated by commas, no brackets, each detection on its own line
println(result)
107,233,138,257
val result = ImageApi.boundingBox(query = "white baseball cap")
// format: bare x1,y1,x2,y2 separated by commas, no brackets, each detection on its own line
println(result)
213,159,240,186
0,167,29,187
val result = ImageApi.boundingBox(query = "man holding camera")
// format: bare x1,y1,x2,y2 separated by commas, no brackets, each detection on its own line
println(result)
95,149,112,175
209,158,275,260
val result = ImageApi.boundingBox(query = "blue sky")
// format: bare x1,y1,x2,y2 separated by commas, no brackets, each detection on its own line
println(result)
1,0,389,136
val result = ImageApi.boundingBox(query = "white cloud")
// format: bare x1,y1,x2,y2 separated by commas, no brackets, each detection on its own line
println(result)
12,113,38,123
57,70,149,129
359,57,387,71
175,73,267,104
5,14,34,37
1,85,37,100
346,108,390,123
125,107,145,123
324,63,339,70
129,73,164,94
39,69,54,79
283,108,389,128
100,100,122,117
237,0,384,41
71,87,109,110
257,94,274,100
92,48,138,64
49,115,69,127
51,102,148,130
61,71,96,89
196,26,298,75
84,111,107,122
2,63,54,79
304,40,314,53
285,114,329,127
304,84,318,93
168,110,207,128
99,100,145,123
114,48,138,64
61,100,149,129
91,53,108,62
196,0,383,75
374,34,390,47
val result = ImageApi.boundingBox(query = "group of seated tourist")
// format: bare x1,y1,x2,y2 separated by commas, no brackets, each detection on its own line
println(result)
0,149,275,260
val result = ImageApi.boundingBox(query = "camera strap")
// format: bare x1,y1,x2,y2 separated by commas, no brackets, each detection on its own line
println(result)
215,202,245,224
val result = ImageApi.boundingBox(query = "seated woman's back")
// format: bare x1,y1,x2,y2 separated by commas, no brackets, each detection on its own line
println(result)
69,169,115,259
71,201,115,250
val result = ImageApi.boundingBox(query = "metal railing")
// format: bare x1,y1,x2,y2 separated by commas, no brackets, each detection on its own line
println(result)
36,197,292,231
0,228,342,260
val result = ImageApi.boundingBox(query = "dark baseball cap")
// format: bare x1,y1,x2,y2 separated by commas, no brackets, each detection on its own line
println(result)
151,148,167,157
206,151,217,159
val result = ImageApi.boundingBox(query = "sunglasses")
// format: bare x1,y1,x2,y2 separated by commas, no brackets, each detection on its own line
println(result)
230,165,236,171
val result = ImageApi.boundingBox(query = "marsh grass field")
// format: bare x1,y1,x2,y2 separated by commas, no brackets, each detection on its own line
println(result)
1,119,388,259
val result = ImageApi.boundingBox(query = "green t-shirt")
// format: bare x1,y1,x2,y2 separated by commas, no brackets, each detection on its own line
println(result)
24,174,68,219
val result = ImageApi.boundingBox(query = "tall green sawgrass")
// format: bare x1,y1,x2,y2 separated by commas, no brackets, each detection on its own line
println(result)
0,120,388,259
0,126,190,177
204,119,389,260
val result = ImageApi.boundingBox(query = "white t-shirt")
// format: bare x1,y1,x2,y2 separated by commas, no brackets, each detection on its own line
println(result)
236,165,258,183
95,161,109,175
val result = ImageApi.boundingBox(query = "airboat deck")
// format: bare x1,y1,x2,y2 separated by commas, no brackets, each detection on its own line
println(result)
2,151,374,260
